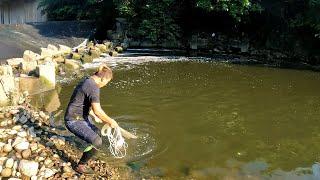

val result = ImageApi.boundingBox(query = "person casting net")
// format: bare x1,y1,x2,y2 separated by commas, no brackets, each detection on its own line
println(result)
64,64,136,174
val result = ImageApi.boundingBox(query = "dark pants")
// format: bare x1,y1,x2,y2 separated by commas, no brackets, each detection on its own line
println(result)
65,117,102,165
65,117,102,148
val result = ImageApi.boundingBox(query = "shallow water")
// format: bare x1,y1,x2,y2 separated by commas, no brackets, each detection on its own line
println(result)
32,60,320,179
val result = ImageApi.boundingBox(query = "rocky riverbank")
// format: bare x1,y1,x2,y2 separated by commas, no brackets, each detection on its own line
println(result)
0,40,129,179
0,101,120,179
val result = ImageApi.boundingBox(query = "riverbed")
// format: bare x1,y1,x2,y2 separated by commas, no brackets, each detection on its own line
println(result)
31,57,320,179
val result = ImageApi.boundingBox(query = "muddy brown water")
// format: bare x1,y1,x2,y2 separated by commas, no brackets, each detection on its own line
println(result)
31,60,320,179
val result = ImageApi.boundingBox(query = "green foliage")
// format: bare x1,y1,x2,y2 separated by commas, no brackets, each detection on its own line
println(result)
38,0,320,50
113,0,136,17
290,0,320,38
38,0,99,20
134,0,181,43
195,0,263,21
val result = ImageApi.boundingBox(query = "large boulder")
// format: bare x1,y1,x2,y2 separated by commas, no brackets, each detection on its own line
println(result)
18,160,39,177
23,50,41,62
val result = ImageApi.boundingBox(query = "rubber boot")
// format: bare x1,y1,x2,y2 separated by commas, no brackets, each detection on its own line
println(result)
75,146,96,174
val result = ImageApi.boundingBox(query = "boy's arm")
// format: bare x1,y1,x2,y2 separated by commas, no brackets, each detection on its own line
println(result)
89,109,103,123
91,102,119,128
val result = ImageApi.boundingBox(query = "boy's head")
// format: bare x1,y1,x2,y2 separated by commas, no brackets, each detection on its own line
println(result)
95,64,113,87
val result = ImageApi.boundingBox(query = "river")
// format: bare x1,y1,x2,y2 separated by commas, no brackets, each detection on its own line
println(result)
31,57,320,179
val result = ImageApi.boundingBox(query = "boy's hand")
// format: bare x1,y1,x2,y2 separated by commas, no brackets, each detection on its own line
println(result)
110,119,119,128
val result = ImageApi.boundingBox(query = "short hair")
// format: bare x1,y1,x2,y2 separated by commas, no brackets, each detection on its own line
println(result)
95,64,113,80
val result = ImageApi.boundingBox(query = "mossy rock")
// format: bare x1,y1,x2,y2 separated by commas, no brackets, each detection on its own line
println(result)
89,48,101,59
81,54,93,63
72,53,81,60
109,51,118,57
65,59,80,70
87,41,95,48
53,56,65,63
115,46,123,53
96,44,108,53
77,47,86,54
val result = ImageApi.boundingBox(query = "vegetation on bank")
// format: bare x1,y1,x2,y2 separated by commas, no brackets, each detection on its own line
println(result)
38,0,320,61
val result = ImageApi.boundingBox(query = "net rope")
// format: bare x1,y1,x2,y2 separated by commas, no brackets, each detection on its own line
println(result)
101,124,128,158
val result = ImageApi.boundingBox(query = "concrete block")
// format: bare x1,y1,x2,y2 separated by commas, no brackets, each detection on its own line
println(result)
6,58,24,67
0,75,15,105
21,61,38,74
23,50,41,62
0,75,15,94
19,76,53,95
58,45,72,54
65,59,80,70
41,48,61,58
0,65,13,76
36,63,55,89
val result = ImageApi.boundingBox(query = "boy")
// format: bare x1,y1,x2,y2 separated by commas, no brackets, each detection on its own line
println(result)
64,64,118,174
